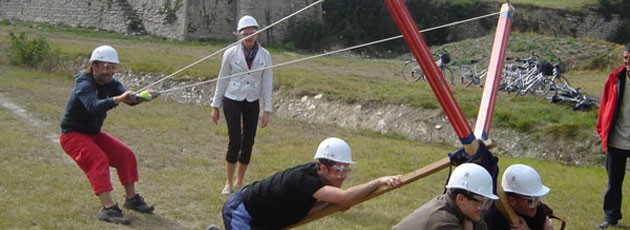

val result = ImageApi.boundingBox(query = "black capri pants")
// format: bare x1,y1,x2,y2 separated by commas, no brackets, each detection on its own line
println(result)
222,97,260,164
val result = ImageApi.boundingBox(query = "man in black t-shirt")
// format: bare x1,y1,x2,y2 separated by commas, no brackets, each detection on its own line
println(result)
219,137,403,229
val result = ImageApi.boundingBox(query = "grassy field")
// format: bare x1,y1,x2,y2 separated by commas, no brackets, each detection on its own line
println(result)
1,21,629,229
5,22,612,145
0,65,627,229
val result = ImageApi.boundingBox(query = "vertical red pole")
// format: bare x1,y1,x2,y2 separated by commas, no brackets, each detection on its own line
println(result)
384,0,475,151
474,3,513,140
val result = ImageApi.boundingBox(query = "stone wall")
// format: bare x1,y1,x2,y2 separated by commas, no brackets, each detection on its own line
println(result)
451,4,621,41
0,1,620,43
0,0,322,43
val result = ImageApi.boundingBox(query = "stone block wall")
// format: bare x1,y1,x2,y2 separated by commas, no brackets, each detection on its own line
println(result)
451,4,621,41
0,1,619,44
0,0,322,43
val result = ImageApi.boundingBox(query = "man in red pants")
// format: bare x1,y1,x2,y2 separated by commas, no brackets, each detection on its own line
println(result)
59,45,155,225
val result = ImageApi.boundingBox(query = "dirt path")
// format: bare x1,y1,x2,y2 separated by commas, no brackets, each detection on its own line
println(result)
0,93,59,144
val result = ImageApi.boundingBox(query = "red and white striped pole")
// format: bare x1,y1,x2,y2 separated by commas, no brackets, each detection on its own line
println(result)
476,3,520,225
384,0,478,155
475,3,513,141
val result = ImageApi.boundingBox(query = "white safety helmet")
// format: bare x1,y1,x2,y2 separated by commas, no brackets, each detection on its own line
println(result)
237,15,259,32
501,164,550,197
446,163,499,200
313,137,355,164
89,45,119,64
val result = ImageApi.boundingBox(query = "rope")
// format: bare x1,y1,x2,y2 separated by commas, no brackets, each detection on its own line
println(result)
157,11,501,94
135,0,325,93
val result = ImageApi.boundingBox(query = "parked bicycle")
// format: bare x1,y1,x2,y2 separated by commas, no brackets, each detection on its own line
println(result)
500,52,544,95
547,59,571,96
401,49,455,85
548,84,599,111
456,59,488,88
541,58,598,110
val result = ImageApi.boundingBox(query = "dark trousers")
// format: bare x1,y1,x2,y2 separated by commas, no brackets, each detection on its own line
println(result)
604,146,630,222
223,97,260,164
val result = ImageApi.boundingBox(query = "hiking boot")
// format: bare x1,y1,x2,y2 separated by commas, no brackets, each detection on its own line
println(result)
123,194,154,213
97,203,131,225
598,220,618,229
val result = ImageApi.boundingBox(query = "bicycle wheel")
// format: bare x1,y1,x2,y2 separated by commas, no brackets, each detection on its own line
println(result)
457,65,475,87
550,74,571,94
441,66,454,85
529,78,551,97
402,61,424,82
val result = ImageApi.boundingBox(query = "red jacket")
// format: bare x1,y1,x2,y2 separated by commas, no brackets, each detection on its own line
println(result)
596,66,628,152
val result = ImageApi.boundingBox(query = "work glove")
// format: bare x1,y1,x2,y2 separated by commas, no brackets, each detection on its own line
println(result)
128,90,161,103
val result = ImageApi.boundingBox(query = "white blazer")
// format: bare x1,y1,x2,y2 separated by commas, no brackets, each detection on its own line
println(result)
211,43,273,112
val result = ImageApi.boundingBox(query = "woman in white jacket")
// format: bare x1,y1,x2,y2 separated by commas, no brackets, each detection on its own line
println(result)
211,15,273,195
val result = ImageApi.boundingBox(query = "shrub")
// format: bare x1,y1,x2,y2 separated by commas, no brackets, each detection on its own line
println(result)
586,54,612,70
610,19,630,44
284,19,327,51
7,32,51,67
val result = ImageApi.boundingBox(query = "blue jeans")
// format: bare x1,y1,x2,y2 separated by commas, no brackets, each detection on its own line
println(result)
223,187,253,230
604,146,630,222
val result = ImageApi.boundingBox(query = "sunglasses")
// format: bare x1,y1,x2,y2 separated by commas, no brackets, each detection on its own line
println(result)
102,63,119,73
323,164,352,179
518,196,542,208
465,193,494,210
239,29,258,37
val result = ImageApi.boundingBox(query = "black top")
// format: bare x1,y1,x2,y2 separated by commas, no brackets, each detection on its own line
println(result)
490,205,548,230
242,162,325,229
60,72,125,135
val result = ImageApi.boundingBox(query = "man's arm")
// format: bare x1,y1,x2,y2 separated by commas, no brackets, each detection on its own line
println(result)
307,201,329,215
312,175,401,207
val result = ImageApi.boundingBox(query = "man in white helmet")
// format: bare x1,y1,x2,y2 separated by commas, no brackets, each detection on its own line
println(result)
211,15,274,196
394,163,499,230
489,164,554,230
59,45,156,225
218,137,402,229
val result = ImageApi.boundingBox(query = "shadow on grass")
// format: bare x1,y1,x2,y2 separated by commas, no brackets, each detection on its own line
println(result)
125,212,190,229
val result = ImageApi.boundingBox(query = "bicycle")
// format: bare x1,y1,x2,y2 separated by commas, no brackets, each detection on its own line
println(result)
499,53,541,94
549,85,599,110
456,59,488,88
514,61,555,97
547,59,571,96
401,49,455,85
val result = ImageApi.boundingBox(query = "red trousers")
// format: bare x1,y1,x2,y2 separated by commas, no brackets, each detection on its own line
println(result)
60,131,138,195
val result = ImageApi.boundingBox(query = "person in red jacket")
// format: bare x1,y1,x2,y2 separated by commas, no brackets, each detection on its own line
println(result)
595,43,630,229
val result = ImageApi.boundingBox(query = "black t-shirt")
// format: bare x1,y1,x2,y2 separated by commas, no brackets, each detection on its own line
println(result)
241,162,325,229
490,205,548,230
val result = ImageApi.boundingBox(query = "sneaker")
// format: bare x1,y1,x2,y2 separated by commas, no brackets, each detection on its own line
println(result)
97,204,131,225
207,224,221,230
598,220,618,229
221,185,232,195
123,194,155,213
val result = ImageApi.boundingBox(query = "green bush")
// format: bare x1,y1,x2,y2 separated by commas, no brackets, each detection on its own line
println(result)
599,0,630,44
611,19,630,44
7,32,51,67
284,19,327,51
